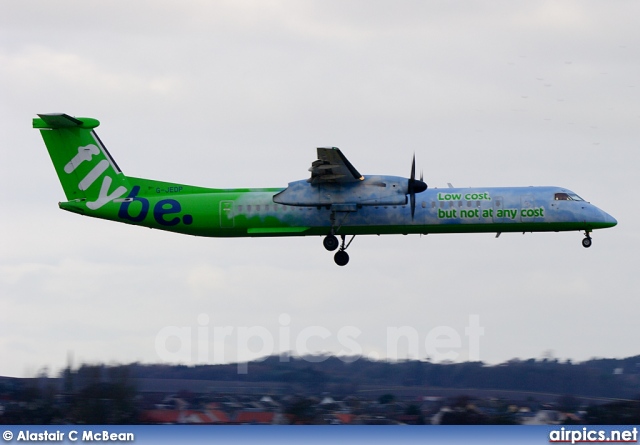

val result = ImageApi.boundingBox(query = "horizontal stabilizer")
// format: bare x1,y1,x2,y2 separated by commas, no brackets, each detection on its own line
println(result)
33,113,100,129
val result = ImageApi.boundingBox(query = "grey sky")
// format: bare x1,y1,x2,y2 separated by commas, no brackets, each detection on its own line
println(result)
1,1,637,377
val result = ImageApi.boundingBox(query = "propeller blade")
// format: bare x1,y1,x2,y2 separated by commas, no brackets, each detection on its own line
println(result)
408,154,427,220
409,154,416,219
411,192,416,219
411,153,416,183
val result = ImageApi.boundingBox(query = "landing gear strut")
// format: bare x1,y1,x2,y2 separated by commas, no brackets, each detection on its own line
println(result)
334,234,356,266
582,232,592,248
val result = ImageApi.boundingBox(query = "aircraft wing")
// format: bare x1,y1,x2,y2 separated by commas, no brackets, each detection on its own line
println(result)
308,147,364,184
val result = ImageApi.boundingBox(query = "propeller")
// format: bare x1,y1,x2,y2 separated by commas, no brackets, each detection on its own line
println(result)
408,154,428,219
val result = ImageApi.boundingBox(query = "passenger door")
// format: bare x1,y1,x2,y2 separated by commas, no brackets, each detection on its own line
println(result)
219,201,234,228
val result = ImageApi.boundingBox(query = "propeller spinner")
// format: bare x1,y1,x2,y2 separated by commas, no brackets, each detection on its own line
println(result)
408,154,428,219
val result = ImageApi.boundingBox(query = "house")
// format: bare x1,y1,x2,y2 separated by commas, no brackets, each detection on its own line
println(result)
235,410,286,424
139,407,230,424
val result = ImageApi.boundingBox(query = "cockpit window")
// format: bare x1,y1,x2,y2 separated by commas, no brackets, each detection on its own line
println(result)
568,193,584,201
555,192,584,201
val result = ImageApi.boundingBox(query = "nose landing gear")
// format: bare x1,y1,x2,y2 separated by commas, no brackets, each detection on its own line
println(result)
582,232,592,248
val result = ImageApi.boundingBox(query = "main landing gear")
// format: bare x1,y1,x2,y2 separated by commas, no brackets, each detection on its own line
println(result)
582,231,592,248
323,234,339,251
323,234,355,266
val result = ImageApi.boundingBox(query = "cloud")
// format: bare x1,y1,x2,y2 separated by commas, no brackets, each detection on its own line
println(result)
0,46,182,98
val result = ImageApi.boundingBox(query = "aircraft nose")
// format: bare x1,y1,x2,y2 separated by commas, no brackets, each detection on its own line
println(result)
601,210,617,228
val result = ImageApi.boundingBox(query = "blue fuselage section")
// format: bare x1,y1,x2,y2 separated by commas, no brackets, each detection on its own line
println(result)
203,184,617,237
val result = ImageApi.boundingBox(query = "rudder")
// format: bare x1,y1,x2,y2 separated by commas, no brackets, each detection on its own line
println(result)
34,113,130,210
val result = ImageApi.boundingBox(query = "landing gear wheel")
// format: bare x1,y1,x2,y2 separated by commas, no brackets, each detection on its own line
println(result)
582,237,592,248
334,250,350,266
323,234,339,251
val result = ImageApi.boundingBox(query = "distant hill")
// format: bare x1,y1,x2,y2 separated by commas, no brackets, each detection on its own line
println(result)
51,354,640,401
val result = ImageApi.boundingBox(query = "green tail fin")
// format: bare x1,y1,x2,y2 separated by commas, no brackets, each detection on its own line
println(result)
34,113,130,210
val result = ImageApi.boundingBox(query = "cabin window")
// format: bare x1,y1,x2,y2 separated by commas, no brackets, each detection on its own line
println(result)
264,205,270,212
247,205,252,212
467,201,472,208
421,201,426,208
256,205,261,212
237,205,243,212
431,201,436,209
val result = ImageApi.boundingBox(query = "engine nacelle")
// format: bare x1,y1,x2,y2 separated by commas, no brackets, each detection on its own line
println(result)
273,175,409,207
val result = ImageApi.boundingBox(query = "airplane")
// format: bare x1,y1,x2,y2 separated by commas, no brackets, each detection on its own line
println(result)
34,113,617,266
